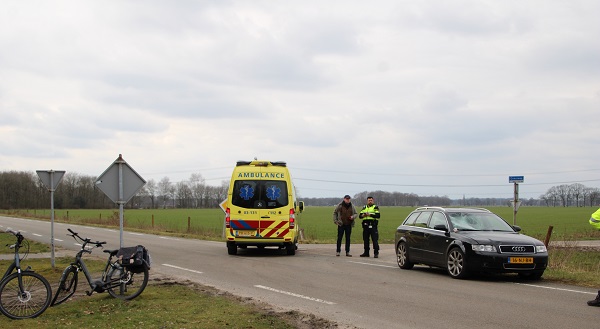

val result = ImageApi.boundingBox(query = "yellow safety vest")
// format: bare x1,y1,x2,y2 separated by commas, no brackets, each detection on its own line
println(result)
590,208,600,230
360,205,379,221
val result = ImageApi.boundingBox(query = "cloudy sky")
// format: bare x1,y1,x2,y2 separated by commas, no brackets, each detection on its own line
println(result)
1,1,599,200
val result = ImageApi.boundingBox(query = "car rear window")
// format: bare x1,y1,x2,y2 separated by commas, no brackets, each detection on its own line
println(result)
231,180,289,209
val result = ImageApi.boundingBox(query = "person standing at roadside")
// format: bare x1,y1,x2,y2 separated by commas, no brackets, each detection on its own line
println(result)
333,195,357,257
359,196,381,258
588,207,600,230
587,207,600,306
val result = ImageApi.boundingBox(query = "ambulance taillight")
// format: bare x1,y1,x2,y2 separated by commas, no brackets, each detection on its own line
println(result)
225,208,231,228
289,208,296,228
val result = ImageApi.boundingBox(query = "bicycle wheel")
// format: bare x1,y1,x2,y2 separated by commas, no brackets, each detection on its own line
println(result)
51,265,78,306
0,271,52,319
106,265,148,300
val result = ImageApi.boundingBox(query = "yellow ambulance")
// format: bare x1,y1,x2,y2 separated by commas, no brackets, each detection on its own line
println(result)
225,160,303,255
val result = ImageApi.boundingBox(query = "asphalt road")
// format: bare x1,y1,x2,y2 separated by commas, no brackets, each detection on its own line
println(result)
1,216,599,329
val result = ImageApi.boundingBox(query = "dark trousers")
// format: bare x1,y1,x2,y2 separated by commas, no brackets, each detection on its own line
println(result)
362,222,379,254
336,224,352,253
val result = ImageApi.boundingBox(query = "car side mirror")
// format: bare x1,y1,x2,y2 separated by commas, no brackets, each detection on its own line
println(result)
512,225,522,232
298,201,305,213
433,224,448,232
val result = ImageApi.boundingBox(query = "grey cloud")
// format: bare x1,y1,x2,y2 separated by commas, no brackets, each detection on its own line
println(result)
399,1,533,36
524,39,600,77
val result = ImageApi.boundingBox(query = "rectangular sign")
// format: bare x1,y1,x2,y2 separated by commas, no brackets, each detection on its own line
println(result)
509,176,524,183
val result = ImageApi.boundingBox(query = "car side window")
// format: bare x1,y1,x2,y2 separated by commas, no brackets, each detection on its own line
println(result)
403,212,420,225
414,212,431,228
428,212,448,229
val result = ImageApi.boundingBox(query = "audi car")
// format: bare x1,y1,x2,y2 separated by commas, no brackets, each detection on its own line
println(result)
395,207,548,279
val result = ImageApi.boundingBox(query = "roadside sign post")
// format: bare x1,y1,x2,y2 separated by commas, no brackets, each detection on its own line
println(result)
508,176,524,226
36,170,65,268
96,154,146,247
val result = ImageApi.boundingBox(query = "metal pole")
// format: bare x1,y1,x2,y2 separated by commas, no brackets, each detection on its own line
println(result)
50,170,55,268
513,183,519,225
118,155,124,248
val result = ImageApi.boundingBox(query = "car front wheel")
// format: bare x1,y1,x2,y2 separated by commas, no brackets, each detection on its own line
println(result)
396,242,414,269
447,247,469,279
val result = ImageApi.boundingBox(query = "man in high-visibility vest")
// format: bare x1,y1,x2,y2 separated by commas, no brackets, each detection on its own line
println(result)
587,208,600,306
589,207,600,230
359,196,381,258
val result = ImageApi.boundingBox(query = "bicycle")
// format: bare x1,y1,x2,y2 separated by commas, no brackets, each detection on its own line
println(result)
51,228,149,306
0,229,52,319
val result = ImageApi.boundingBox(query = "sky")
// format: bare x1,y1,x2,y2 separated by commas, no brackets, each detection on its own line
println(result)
1,1,599,200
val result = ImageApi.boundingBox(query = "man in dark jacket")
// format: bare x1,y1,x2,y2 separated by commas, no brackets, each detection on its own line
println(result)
333,195,357,257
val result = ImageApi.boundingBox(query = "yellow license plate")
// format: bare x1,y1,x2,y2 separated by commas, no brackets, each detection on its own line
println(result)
509,257,533,264
237,230,256,237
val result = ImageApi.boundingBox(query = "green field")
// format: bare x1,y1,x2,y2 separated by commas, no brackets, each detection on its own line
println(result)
5,206,600,244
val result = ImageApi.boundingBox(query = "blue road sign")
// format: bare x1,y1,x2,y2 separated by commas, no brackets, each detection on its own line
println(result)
509,176,524,183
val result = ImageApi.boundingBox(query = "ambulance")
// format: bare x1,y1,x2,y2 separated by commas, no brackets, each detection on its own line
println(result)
224,160,304,255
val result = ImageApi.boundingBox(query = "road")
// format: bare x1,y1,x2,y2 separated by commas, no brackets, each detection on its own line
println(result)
1,215,598,329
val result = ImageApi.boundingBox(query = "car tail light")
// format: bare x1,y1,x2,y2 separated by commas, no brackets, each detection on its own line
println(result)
225,208,231,228
289,208,296,228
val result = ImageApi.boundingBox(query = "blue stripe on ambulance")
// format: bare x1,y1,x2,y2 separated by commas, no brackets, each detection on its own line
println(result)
230,219,253,230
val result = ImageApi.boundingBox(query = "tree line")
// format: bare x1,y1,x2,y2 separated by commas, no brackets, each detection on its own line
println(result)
0,171,228,210
0,171,598,209
538,183,600,207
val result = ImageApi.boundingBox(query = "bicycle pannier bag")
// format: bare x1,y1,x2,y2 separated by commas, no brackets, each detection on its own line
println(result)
117,245,151,273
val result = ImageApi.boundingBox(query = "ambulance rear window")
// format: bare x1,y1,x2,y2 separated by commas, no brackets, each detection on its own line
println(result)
231,180,289,209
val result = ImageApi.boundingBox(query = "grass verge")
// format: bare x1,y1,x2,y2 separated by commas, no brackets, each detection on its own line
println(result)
0,257,336,328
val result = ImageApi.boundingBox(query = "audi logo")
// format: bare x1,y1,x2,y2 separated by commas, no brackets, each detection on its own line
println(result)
512,246,526,252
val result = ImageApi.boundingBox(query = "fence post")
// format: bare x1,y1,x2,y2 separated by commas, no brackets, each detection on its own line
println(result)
544,225,554,247
188,216,191,232
152,214,155,228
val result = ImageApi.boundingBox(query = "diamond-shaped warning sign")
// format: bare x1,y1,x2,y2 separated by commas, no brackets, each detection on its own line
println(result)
96,155,146,204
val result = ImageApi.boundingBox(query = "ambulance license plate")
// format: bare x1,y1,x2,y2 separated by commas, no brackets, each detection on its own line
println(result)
237,230,256,237
508,257,533,264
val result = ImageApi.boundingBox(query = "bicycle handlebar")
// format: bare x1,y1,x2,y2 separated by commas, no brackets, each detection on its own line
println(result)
66,228,107,248
6,229,18,235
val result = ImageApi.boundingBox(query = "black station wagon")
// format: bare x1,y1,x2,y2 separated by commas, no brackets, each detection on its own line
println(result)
395,207,548,279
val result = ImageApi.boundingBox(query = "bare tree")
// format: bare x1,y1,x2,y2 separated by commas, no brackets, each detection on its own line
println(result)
189,173,206,208
571,183,585,207
158,177,172,208
175,181,193,208
142,179,157,209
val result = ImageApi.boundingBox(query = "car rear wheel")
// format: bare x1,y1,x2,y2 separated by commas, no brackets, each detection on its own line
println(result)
447,247,469,279
285,243,296,255
396,242,414,269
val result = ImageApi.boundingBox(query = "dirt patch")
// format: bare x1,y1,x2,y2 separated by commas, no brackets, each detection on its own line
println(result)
149,274,348,329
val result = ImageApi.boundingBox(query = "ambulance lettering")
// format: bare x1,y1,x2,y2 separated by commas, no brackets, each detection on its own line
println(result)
238,172,285,179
